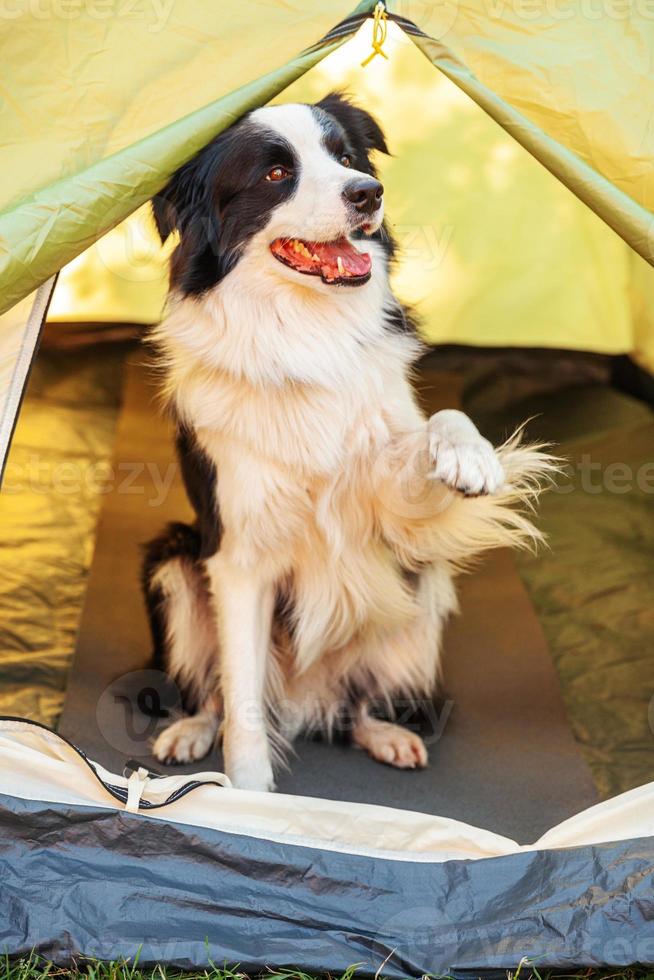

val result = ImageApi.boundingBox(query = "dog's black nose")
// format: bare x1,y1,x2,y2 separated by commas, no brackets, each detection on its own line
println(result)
343,177,383,215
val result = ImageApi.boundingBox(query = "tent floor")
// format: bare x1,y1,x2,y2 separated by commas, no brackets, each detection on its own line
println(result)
58,356,599,844
0,337,128,727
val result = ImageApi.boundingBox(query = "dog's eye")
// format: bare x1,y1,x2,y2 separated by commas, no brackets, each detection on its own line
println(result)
340,154,352,168
266,166,290,182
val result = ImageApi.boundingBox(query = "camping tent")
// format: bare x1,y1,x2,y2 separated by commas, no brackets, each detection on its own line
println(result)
1,1,653,974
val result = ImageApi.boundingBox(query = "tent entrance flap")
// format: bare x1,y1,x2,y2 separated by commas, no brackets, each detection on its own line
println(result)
391,13,654,268
58,356,598,846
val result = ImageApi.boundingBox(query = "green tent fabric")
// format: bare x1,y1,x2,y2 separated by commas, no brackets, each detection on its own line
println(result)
409,25,654,267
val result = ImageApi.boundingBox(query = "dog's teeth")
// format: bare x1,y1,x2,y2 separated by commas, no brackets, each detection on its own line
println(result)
312,252,320,261
337,256,344,275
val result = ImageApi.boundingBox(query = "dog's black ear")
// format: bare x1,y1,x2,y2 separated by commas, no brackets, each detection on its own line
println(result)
152,155,209,244
317,92,389,159
152,177,182,244
151,136,231,295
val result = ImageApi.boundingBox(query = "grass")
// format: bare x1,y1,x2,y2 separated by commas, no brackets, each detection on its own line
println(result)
2,957,654,980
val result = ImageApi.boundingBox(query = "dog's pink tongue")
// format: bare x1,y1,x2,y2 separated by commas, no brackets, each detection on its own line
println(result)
314,237,371,279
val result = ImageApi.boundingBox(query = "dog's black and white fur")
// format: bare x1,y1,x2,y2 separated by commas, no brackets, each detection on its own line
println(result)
144,94,550,791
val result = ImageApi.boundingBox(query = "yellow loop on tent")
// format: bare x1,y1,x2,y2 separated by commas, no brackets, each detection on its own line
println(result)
361,1,388,67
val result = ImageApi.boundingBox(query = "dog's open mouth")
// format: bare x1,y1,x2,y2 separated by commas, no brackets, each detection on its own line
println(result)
270,236,372,286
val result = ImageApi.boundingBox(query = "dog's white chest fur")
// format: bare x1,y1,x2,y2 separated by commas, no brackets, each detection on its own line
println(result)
158,266,423,665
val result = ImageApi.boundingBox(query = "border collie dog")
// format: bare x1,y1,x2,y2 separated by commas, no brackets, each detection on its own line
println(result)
144,93,549,791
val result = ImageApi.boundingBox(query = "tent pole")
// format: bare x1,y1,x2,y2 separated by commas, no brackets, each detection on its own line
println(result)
0,273,58,488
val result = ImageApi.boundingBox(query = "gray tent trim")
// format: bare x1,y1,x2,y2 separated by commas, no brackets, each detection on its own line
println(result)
2,792,653,976
0,719,653,975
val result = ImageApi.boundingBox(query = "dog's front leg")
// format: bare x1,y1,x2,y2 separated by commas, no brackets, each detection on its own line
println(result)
206,553,275,792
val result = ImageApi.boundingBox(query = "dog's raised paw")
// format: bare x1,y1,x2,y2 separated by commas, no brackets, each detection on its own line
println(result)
152,715,217,765
428,409,505,496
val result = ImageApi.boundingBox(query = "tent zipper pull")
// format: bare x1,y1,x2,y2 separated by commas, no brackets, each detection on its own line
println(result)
361,1,389,67
125,766,150,812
